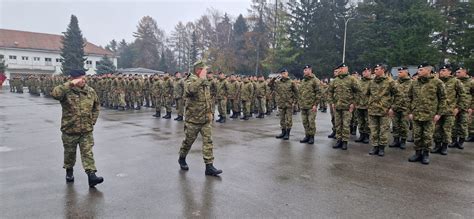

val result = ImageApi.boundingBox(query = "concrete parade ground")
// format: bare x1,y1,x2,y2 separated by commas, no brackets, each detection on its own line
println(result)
1,87,473,218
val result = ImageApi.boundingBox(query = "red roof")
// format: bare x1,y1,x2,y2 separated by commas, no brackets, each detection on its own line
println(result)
0,29,113,56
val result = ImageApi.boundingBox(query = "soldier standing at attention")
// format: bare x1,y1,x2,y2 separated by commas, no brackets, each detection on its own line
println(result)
152,75,163,118
327,68,339,139
216,72,229,123
366,64,404,157
389,67,412,149
450,67,473,149
178,61,222,177
240,76,254,120
51,69,104,187
408,63,447,165
298,65,321,145
173,72,185,121
355,67,372,144
328,63,360,150
162,73,174,119
432,64,467,155
270,69,299,140
255,75,267,118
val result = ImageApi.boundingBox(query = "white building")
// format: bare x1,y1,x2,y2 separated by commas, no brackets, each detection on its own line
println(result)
0,29,117,84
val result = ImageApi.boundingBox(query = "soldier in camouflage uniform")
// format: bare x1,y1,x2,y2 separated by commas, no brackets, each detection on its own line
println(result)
319,81,328,113
270,69,299,140
216,72,229,123
432,64,467,155
178,61,222,177
355,67,372,144
389,67,412,149
228,75,241,118
450,67,473,149
328,63,360,150
162,73,174,119
298,65,321,144
240,76,254,120
207,72,218,119
366,64,404,157
115,74,127,111
265,78,274,115
51,69,104,187
408,63,447,165
174,72,185,121
327,69,339,139
255,75,267,118
143,75,151,107
350,71,360,135
152,75,163,118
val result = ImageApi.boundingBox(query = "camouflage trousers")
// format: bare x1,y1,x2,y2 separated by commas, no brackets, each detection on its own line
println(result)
392,111,409,139
301,109,317,136
162,96,173,112
256,98,266,114
320,97,327,109
368,115,390,146
175,98,184,116
61,132,97,173
434,115,455,144
279,107,293,129
356,109,369,135
115,91,126,107
217,98,227,116
229,99,240,113
154,96,162,113
413,120,435,151
144,91,151,106
242,100,251,117
179,122,214,164
330,106,336,132
452,111,469,138
266,97,273,113
350,110,358,128
335,109,352,141
210,98,216,116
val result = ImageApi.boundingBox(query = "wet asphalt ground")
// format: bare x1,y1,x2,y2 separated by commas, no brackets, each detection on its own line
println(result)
1,87,473,218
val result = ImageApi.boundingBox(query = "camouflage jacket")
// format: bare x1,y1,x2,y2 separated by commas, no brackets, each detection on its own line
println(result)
184,74,212,124
228,81,240,100
151,79,163,97
162,77,174,97
328,73,361,110
51,82,99,134
298,74,321,109
209,78,218,97
440,76,467,115
216,78,229,99
255,81,267,98
240,80,254,101
458,76,473,111
408,75,447,121
173,78,185,99
392,77,412,112
366,75,405,116
271,77,298,109
356,77,372,109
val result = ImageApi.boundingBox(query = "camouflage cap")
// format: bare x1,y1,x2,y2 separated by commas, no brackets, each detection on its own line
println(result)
193,60,208,69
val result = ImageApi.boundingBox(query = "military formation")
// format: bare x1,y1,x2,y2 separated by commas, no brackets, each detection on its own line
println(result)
9,62,474,170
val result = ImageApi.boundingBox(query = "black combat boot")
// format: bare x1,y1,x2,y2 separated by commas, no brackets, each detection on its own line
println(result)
408,150,422,162
355,133,365,142
328,131,336,139
283,129,291,140
308,136,314,144
467,136,474,142
399,138,407,149
178,156,189,171
66,168,74,183
220,116,226,123
448,137,458,148
240,115,248,120
205,164,222,176
276,129,286,139
431,142,442,154
351,126,357,136
362,134,370,144
163,111,171,119
378,145,385,157
216,115,223,123
440,143,448,155
174,115,180,120
332,140,342,149
341,141,348,150
135,106,141,110
421,150,430,165
321,108,327,113
176,116,183,121
266,110,272,115
87,172,104,188
389,137,400,148
118,106,125,111
300,135,310,143
153,111,161,118
369,146,379,155
457,138,465,149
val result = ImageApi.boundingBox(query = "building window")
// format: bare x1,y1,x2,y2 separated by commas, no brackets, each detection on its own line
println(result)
45,58,52,66
86,60,93,68
22,56,29,60
55,58,64,63
9,55,17,60
33,57,40,61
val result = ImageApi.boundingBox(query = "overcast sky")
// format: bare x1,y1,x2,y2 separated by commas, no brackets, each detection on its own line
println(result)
0,0,251,47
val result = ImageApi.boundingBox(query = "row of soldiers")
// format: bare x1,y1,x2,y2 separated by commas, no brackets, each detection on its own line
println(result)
9,74,66,96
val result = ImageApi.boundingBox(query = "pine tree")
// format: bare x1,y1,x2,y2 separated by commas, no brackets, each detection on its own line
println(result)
190,30,198,65
133,16,162,70
96,55,116,75
0,55,6,73
60,15,86,75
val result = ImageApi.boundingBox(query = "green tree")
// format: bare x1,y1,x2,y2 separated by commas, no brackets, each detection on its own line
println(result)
0,55,6,73
233,14,250,74
133,16,162,70
96,55,116,75
60,15,86,75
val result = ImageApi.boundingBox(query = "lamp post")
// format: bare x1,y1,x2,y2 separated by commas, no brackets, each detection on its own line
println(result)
342,16,354,63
